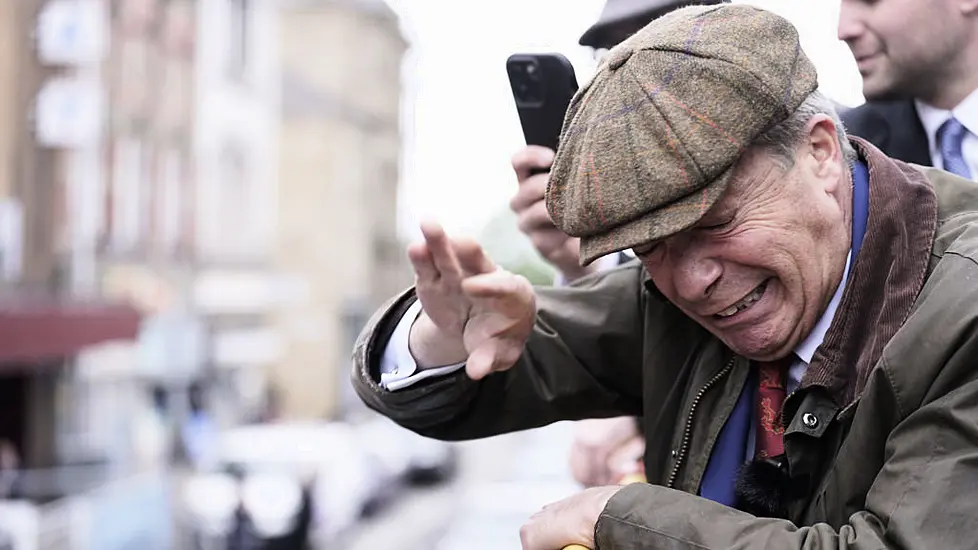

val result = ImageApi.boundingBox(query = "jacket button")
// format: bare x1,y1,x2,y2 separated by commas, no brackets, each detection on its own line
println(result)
802,412,819,429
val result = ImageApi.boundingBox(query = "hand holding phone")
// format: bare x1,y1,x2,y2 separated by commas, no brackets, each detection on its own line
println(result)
506,54,594,281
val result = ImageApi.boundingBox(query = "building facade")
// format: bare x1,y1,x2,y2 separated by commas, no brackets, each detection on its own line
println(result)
0,0,168,547
275,0,408,420
191,0,282,424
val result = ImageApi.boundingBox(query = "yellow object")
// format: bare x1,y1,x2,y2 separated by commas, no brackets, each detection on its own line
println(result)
563,546,591,550
617,472,647,485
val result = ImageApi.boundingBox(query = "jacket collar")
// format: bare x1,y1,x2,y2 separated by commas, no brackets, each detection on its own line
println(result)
802,137,938,405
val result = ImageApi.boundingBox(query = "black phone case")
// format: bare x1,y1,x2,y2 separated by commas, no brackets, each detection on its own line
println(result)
506,53,580,153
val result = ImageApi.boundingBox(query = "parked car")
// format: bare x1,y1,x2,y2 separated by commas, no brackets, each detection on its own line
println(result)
354,415,460,487
180,421,399,548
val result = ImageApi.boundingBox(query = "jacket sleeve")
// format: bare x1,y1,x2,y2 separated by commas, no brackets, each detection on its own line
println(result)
594,367,978,549
350,263,680,441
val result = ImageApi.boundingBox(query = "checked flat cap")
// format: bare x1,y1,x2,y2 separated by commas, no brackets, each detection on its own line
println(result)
547,4,818,265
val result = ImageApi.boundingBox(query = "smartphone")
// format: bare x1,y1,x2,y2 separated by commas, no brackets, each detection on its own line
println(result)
506,53,579,153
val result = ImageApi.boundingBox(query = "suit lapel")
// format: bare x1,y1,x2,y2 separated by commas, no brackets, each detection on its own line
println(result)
844,100,933,168
884,101,932,167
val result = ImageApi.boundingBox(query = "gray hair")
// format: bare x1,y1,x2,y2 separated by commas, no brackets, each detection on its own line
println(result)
750,90,857,168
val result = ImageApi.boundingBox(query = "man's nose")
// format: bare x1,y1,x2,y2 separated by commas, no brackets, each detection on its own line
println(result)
837,1,863,43
671,246,721,303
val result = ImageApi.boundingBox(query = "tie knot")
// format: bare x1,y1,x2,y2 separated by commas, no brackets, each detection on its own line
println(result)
757,355,793,389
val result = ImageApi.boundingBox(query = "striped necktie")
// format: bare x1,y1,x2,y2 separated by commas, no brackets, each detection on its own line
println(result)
938,117,973,179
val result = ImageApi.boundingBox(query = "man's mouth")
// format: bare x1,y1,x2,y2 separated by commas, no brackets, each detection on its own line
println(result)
714,281,769,319
855,52,880,69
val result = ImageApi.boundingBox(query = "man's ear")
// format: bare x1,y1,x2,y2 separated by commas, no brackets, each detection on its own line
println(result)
804,114,846,183
803,114,847,195
806,114,842,166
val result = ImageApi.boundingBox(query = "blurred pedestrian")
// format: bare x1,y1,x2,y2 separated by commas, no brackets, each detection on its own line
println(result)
182,382,219,471
0,439,20,499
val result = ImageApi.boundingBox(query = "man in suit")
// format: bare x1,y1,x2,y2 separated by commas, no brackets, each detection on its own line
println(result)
838,0,977,177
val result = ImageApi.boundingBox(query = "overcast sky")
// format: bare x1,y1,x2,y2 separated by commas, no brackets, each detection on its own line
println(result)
383,0,864,242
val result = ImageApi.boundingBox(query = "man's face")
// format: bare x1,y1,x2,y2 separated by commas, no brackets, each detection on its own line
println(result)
635,121,851,361
838,0,971,103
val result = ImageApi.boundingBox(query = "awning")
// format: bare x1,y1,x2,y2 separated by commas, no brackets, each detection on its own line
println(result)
0,298,141,363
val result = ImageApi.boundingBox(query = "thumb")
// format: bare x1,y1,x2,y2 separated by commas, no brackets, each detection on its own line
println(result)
465,343,498,380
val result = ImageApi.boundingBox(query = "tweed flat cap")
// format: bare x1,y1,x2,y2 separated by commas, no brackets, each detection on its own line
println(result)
548,4,818,265
579,0,728,49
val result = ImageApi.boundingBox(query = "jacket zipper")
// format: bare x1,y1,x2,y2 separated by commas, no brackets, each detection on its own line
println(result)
665,356,737,489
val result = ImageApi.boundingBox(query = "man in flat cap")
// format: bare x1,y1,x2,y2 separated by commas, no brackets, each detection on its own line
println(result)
512,0,730,492
353,4,978,549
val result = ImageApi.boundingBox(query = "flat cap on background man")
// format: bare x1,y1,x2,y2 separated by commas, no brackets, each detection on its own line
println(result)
549,4,817,265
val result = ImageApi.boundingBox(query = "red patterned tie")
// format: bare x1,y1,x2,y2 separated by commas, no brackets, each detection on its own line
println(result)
755,356,793,459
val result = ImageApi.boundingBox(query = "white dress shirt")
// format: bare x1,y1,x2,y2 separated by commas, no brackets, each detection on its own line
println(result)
914,88,978,178
379,252,851,394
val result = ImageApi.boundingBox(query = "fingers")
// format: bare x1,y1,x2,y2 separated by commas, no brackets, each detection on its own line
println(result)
528,229,576,266
461,270,529,300
407,242,438,282
509,171,549,213
569,444,606,488
511,145,555,182
419,221,462,282
465,344,497,380
466,335,525,380
516,200,557,234
452,237,496,276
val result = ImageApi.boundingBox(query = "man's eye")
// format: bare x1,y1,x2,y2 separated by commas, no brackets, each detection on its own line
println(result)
634,242,660,256
700,220,732,231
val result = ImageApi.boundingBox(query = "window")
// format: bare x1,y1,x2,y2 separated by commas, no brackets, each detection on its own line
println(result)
227,0,249,79
110,138,149,251
158,150,183,253
0,199,23,282
221,145,246,218
214,145,250,256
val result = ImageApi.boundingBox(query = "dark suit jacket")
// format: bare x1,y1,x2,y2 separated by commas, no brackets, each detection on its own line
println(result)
839,99,932,166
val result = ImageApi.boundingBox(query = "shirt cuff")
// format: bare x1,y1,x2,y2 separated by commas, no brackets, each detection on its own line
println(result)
378,300,466,391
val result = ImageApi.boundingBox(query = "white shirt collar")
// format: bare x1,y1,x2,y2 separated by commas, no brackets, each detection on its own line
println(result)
914,87,978,161
794,251,852,364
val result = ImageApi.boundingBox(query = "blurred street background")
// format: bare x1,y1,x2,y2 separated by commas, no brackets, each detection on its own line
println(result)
0,0,862,548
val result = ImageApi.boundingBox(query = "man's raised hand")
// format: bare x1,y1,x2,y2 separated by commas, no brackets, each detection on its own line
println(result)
407,221,535,380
